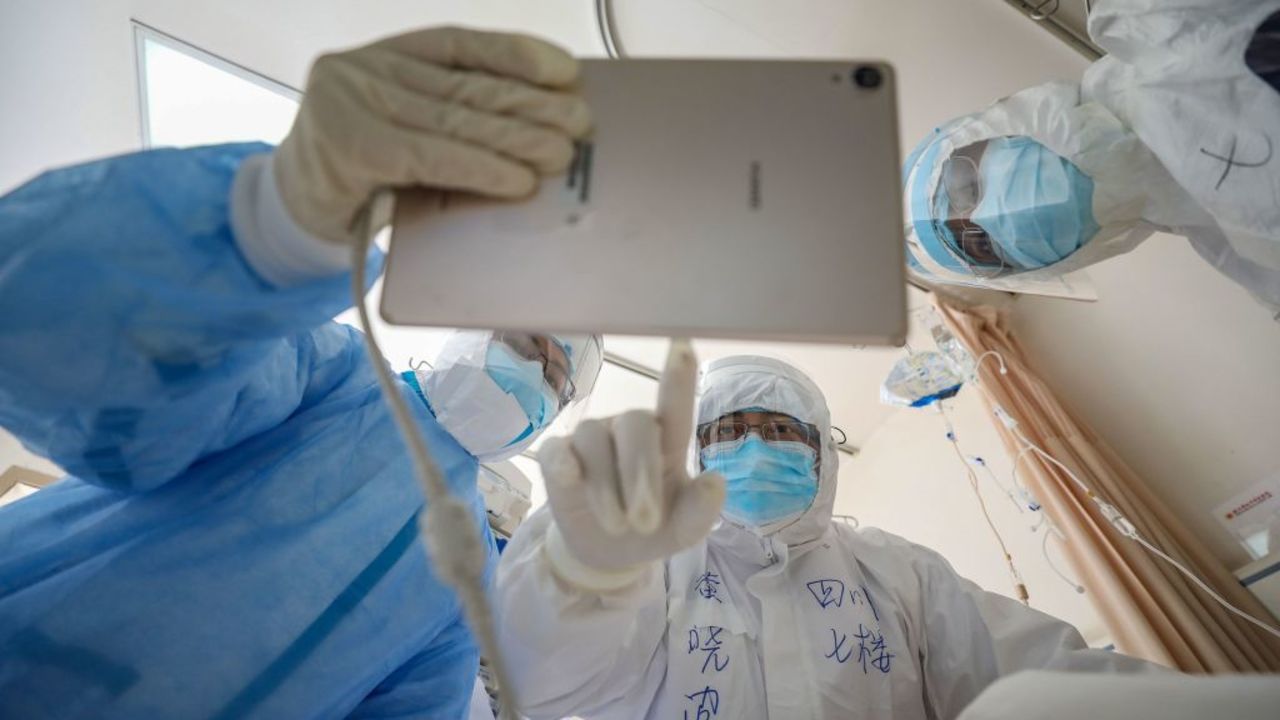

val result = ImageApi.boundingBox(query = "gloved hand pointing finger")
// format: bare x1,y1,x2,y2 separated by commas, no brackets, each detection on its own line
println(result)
541,340,726,591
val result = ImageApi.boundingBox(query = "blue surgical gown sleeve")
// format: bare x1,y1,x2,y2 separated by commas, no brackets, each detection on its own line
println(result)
0,144,495,718
348,616,483,719
0,143,381,491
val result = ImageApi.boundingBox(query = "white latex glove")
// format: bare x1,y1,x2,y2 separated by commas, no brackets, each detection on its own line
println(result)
274,26,592,246
539,340,726,591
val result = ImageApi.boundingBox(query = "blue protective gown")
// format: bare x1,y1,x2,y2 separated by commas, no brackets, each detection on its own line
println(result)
0,143,496,718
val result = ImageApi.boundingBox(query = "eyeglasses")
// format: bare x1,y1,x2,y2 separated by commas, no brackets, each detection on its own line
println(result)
696,416,821,450
494,332,576,408
943,217,1007,272
941,154,983,215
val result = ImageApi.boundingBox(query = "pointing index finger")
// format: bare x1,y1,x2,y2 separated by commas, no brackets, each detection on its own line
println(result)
656,338,698,470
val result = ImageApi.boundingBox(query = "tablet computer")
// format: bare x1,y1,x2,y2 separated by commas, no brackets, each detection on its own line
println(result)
382,58,907,345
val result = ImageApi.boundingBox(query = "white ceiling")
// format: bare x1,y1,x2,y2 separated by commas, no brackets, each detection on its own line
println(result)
0,0,1093,523
1,0,1133,638
332,0,1091,455
7,0,1279,653
576,0,1091,449
123,11,939,454
347,302,936,454
0,1,1088,455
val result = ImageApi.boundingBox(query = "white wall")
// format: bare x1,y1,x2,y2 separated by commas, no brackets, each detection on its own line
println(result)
1012,235,1280,570
834,386,1108,644
617,0,1280,638
617,0,1112,638
836,221,1280,644
0,1,141,192
5,0,1268,644
610,0,1091,155
629,0,1280,612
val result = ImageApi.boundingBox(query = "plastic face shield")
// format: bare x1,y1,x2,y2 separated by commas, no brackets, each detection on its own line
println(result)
494,332,603,406
905,133,1102,289
492,332,579,409
936,141,1010,275
517,331,603,441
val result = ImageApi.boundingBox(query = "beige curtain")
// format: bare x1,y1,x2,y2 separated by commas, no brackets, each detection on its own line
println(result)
936,298,1280,673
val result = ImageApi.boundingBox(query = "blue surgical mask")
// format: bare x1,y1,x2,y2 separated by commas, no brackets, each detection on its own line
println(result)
484,344,557,443
968,136,1101,270
700,435,819,528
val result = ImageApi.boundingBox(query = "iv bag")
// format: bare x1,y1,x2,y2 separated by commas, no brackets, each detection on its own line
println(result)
880,351,964,408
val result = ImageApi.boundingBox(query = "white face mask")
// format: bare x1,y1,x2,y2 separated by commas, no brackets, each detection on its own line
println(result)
420,331,603,463
420,364,541,463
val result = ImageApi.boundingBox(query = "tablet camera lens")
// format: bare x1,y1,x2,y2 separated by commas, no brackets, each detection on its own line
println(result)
852,66,882,89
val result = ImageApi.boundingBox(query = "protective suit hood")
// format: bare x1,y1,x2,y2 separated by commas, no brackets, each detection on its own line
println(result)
903,81,1212,290
1083,0,1280,313
695,355,838,549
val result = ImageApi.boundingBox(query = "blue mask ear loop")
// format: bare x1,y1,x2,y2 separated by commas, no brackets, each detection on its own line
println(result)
486,344,556,425
399,370,433,414
503,421,537,448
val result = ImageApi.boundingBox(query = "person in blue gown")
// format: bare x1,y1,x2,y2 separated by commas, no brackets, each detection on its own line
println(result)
0,26,599,718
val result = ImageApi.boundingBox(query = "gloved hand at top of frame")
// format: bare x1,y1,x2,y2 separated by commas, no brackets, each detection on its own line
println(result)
538,340,726,592
273,25,592,248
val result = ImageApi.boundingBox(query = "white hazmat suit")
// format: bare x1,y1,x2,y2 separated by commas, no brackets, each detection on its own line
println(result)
1084,0,1280,314
905,0,1280,313
496,353,1158,720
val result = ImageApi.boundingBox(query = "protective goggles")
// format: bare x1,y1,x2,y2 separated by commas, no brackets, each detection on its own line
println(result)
696,413,822,452
493,332,576,408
